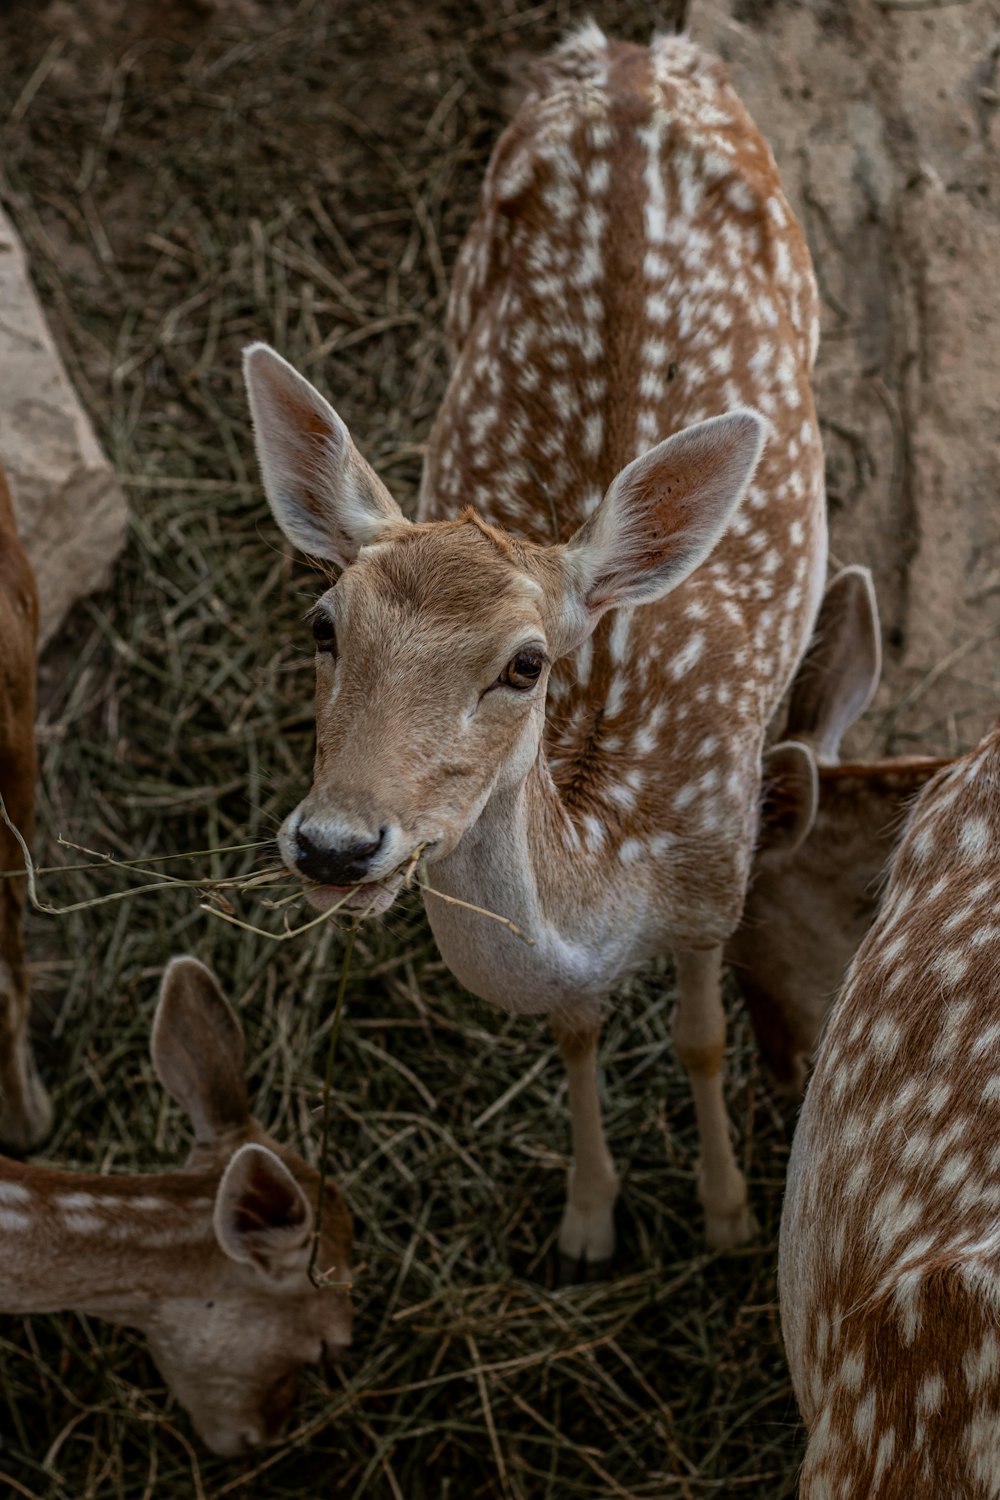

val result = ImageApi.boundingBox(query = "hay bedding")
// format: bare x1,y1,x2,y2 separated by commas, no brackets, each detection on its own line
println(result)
0,1,806,1495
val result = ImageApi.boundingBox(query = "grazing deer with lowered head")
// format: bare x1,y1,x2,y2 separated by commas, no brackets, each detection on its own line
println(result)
243,24,826,1266
729,565,951,1094
0,956,352,1455
0,462,52,1150
780,717,1000,1495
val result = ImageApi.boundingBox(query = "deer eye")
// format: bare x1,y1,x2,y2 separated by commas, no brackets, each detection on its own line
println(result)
311,613,336,655
499,650,544,690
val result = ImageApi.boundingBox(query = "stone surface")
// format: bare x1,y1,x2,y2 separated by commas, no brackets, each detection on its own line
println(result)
0,203,127,648
692,0,1000,756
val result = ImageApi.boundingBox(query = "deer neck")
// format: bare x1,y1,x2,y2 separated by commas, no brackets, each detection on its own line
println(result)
0,1161,220,1323
426,745,644,1013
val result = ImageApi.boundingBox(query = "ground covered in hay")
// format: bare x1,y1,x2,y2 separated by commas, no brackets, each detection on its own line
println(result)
1,1,818,1495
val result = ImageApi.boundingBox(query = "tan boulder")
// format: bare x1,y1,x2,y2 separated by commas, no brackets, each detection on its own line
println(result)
0,203,127,648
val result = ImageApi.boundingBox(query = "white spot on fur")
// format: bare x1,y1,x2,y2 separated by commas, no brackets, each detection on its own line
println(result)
582,815,606,853
63,1211,105,1235
608,611,631,664
961,818,990,861
669,633,704,680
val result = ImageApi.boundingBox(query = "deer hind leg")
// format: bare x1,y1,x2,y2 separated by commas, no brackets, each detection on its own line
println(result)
551,1011,619,1278
672,945,754,1249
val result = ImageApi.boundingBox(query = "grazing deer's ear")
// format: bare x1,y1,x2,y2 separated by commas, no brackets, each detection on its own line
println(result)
786,566,881,763
152,957,250,1145
214,1144,313,1277
243,343,407,568
563,410,767,615
757,741,819,865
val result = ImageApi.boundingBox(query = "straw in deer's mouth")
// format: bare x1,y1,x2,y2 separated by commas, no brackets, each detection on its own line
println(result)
301,875,402,917
301,843,536,943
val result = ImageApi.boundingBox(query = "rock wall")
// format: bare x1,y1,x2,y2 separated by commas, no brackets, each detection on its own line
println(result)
692,0,1000,755
0,204,127,649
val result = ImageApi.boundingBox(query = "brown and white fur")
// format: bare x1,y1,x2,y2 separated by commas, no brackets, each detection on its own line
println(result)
0,957,353,1456
780,718,1000,1495
0,462,52,1150
242,25,826,1263
730,566,950,1095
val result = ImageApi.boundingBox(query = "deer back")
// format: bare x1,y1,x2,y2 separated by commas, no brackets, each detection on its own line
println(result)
418,24,827,933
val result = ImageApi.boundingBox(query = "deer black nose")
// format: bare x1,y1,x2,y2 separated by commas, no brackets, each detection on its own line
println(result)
295,825,385,886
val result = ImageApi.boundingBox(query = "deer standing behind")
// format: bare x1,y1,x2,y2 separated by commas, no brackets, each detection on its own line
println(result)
243,24,826,1266
0,462,52,1150
729,565,950,1094
780,719,1000,1495
0,957,353,1456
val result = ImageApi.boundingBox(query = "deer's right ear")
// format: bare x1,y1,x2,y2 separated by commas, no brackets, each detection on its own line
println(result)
785,566,881,762
563,410,766,619
214,1143,314,1277
152,957,250,1145
243,343,408,568
756,741,819,865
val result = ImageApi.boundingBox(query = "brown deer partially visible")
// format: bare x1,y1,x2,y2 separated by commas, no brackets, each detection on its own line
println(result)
729,565,950,1094
780,718,1000,1495
0,957,353,1456
243,23,827,1267
0,462,52,1150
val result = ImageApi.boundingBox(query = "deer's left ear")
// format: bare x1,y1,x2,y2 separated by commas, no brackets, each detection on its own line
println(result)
563,410,767,616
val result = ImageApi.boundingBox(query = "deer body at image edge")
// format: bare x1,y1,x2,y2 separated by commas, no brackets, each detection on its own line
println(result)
781,721,1000,1494
0,461,52,1150
244,26,826,1261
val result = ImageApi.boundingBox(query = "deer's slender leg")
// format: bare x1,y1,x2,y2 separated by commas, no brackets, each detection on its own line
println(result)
551,1011,619,1274
0,950,50,1152
0,741,51,1152
671,945,754,1249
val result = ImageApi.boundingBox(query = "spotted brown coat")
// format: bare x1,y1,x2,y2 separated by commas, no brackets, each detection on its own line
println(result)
781,719,1000,1494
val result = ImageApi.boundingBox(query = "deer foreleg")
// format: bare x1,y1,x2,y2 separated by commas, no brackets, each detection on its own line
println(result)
672,945,754,1249
0,770,51,1153
551,1012,619,1276
0,902,51,1152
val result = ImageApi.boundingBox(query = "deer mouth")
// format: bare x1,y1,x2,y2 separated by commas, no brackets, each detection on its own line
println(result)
303,876,402,918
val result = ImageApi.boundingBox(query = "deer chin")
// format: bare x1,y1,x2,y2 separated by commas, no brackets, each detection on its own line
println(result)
302,877,402,918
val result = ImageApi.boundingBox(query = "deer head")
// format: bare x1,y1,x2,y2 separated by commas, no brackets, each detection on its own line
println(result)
243,342,766,915
143,956,352,1454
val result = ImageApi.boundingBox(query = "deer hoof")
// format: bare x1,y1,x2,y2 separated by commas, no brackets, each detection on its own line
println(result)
557,1200,616,1268
557,1250,613,1286
705,1200,758,1251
